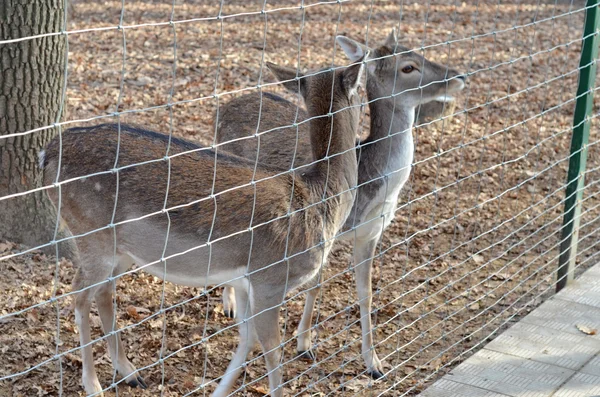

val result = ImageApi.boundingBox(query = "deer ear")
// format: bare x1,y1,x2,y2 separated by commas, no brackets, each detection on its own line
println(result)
343,50,369,97
385,27,398,47
266,62,307,97
336,36,369,63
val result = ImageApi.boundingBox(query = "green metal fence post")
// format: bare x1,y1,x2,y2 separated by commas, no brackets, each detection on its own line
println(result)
557,0,600,292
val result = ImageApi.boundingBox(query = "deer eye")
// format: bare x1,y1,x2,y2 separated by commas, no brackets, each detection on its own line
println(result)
402,65,415,73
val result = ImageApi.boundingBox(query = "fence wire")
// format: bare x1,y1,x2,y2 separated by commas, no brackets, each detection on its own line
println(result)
0,1,599,397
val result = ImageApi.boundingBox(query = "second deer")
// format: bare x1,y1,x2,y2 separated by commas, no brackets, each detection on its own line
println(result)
215,30,466,378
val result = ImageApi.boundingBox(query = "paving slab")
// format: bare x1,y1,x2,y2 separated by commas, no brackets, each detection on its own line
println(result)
580,355,600,377
419,378,511,397
556,266,600,308
442,349,574,397
418,263,600,397
484,321,600,370
553,373,600,397
520,298,600,340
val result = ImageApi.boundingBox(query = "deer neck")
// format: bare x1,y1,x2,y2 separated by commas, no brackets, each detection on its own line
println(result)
307,107,359,205
359,88,415,182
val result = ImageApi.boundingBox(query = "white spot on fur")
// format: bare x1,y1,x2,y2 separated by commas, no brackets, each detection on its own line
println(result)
94,182,102,191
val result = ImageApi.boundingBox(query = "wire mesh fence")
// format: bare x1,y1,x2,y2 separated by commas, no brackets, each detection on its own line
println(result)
1,0,599,396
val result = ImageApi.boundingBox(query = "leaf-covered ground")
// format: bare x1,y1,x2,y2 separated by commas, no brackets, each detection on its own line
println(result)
2,1,600,396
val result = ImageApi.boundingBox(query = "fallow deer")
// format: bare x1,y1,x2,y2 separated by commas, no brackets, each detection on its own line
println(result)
215,30,465,379
40,55,368,396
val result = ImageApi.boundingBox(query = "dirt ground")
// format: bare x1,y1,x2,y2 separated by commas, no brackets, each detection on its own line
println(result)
2,0,600,396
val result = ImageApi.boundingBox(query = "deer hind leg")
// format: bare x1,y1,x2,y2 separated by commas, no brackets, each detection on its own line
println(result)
213,286,256,397
222,285,237,319
95,280,147,389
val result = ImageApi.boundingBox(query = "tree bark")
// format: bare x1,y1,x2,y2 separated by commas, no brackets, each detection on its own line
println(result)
0,0,75,258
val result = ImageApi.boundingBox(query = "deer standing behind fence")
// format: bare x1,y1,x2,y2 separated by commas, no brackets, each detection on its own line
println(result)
216,30,465,378
40,55,368,396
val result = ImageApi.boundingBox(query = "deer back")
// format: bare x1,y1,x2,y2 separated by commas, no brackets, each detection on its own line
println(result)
216,91,312,170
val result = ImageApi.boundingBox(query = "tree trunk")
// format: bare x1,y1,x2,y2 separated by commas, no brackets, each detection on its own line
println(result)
0,0,76,258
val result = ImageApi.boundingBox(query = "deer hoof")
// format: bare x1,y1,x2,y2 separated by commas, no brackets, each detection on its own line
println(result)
367,369,384,380
297,350,315,361
225,308,236,319
126,376,148,389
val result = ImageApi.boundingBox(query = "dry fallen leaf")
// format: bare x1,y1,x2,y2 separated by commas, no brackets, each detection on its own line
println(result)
0,242,13,252
183,378,195,389
65,353,82,365
491,273,511,281
135,306,151,314
576,325,597,335
247,384,270,395
126,305,151,321
472,254,484,264
126,305,140,320
27,309,39,324
342,377,372,392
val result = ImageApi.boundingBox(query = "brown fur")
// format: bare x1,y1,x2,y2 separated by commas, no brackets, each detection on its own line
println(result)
41,59,366,397
216,91,312,169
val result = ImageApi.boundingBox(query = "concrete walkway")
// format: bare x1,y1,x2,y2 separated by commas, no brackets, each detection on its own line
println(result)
419,264,600,397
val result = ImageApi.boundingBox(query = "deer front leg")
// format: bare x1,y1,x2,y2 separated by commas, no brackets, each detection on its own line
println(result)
95,281,146,389
75,294,103,396
296,276,320,360
354,237,383,379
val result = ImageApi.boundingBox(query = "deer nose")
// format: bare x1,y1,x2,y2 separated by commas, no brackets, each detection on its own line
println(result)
456,74,467,81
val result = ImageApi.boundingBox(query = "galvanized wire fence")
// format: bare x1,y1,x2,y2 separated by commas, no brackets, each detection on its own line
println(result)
0,1,599,396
